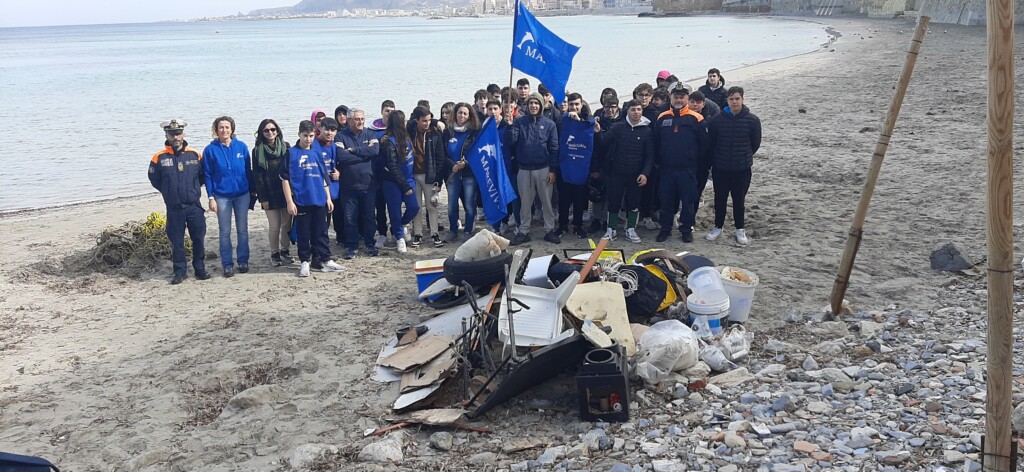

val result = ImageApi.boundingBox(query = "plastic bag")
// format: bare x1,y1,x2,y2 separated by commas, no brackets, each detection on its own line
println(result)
453,229,510,262
716,325,751,362
633,320,700,383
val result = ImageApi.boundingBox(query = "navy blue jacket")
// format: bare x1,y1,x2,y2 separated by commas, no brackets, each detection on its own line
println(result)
507,113,559,171
149,142,204,208
708,105,762,172
653,107,708,170
335,127,380,193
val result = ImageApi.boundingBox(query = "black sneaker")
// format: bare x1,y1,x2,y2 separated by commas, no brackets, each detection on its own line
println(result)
311,258,324,270
237,264,249,274
656,230,671,243
223,267,234,278
271,251,283,267
366,246,380,257
432,234,445,248
195,271,211,281
411,235,423,248
588,219,604,234
510,233,531,246
171,273,186,285
280,250,295,264
574,227,588,239
555,226,567,237
344,249,357,260
544,231,561,244
681,232,694,243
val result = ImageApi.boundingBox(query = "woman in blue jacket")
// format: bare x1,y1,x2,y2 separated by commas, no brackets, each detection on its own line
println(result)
203,116,252,276
443,102,481,242
378,110,420,254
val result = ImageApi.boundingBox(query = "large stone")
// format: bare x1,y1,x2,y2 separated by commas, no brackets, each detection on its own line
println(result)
289,443,339,469
930,242,973,271
357,434,404,464
219,384,283,418
429,432,454,451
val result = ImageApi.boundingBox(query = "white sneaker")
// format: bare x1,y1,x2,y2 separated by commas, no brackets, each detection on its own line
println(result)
706,227,723,241
374,234,387,249
403,226,412,242
735,229,749,246
322,260,344,272
642,217,659,231
602,228,616,241
626,228,642,243
299,261,311,277
396,238,408,254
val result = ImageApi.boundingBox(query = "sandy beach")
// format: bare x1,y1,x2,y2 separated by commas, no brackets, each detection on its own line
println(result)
2,16,1024,471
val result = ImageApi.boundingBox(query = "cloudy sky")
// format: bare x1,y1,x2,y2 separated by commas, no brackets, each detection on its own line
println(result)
1,0,289,28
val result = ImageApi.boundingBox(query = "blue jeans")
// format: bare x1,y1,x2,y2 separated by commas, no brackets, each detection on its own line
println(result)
381,180,419,239
214,194,250,269
343,186,377,251
447,172,478,236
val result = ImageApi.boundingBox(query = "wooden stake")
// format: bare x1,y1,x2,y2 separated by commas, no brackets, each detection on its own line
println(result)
829,16,930,315
578,238,609,282
984,0,1015,468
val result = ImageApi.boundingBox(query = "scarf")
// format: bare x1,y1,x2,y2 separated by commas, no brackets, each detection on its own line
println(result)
254,138,288,170
453,124,468,133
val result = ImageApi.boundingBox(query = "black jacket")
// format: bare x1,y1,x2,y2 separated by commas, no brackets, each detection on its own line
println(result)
411,129,448,184
251,141,291,210
149,141,205,208
380,136,414,194
653,107,708,170
698,77,729,110
601,117,655,177
335,127,380,192
708,105,762,172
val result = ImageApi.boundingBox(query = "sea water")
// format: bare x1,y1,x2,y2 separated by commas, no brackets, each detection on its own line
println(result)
0,15,827,212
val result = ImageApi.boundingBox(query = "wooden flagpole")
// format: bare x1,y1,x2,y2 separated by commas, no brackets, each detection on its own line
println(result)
983,0,1015,467
828,16,930,315
508,0,520,109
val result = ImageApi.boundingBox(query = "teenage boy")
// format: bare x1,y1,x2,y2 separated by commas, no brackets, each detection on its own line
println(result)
409,106,448,248
516,78,531,110
316,118,343,247
370,100,395,248
598,100,653,243
149,119,210,284
698,68,729,110
473,89,489,122
706,86,761,246
281,120,344,277
653,84,707,244
506,92,559,245
556,92,598,239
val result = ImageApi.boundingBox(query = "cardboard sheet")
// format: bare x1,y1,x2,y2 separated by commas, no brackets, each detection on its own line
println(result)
565,281,637,355
400,349,457,393
377,335,453,372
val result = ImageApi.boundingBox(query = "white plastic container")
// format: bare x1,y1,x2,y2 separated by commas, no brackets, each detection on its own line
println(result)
719,266,759,323
686,290,730,337
687,266,725,294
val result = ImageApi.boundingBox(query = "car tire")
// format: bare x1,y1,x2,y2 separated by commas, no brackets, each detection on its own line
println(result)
442,252,513,287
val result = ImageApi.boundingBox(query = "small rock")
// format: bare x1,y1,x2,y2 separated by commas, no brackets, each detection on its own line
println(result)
358,434,403,464
931,242,973,271
219,384,283,418
942,449,966,463
723,431,746,449
811,451,833,461
802,356,819,371
794,440,819,453
289,443,339,469
896,383,913,396
429,432,454,451
466,452,497,466
858,320,885,338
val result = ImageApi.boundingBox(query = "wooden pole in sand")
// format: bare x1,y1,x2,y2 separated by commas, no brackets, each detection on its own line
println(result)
984,0,1015,467
828,16,930,315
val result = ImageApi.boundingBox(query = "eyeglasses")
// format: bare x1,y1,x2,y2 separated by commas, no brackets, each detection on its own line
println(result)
263,128,278,133
638,93,652,98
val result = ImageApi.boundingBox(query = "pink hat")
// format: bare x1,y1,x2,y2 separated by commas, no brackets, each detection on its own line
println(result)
657,70,671,80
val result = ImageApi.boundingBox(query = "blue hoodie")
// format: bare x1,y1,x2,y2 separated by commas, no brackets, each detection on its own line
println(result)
314,139,340,200
202,138,251,199
280,145,328,207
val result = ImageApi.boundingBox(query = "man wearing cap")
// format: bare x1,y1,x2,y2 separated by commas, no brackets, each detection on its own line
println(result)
653,84,707,243
148,119,210,284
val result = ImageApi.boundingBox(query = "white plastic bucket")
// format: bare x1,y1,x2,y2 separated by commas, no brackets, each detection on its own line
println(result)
719,266,759,323
686,290,730,337
687,266,725,294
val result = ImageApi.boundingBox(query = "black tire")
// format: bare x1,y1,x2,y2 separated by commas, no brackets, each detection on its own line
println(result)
443,252,513,286
422,289,472,309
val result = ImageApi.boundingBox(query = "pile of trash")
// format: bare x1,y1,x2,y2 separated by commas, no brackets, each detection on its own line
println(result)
373,230,762,427
74,212,192,274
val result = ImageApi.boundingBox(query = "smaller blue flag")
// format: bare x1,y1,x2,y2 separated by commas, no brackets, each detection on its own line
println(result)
510,2,579,105
559,117,595,185
467,117,518,226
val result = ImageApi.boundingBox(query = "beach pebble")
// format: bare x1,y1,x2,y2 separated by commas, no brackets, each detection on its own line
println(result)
358,434,404,464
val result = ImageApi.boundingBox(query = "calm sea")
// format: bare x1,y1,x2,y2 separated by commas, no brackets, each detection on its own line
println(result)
0,15,826,212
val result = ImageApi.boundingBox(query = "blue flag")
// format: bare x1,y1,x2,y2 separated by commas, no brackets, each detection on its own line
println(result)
467,117,519,226
558,117,595,185
510,2,579,105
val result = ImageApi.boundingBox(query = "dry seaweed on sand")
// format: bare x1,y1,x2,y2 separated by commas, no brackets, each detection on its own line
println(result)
66,212,194,277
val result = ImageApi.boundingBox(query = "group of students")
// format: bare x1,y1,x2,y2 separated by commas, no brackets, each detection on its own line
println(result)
148,68,761,283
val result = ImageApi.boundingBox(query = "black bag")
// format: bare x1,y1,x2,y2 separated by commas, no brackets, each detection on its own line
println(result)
621,264,668,318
